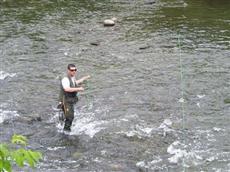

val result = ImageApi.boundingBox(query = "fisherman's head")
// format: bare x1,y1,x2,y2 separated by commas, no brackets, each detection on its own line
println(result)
67,64,77,76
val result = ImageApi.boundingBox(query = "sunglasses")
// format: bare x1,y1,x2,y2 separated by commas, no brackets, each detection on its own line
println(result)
69,69,77,72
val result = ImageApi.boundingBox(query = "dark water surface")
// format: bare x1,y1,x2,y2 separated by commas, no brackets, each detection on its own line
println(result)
0,0,229,171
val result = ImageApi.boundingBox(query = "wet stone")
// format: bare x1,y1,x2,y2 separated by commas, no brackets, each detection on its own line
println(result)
90,41,100,46
103,19,115,26
72,151,83,159
224,98,230,104
110,164,123,171
139,45,151,50
144,0,156,5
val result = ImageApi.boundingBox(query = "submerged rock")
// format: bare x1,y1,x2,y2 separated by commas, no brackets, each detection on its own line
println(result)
72,152,83,159
110,164,123,171
144,0,156,5
224,98,230,104
139,45,150,50
90,41,100,46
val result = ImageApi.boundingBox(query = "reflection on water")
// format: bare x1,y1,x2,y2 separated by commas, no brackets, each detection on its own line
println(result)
0,0,229,171
123,0,230,49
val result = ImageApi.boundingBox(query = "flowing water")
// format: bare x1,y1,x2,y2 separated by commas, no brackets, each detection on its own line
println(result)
0,0,230,171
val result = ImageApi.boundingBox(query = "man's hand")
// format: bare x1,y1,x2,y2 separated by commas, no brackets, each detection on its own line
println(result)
81,75,91,82
57,102,63,109
84,75,91,80
77,87,84,91
76,75,91,85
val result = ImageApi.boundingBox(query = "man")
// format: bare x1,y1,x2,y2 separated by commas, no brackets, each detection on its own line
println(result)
58,64,90,132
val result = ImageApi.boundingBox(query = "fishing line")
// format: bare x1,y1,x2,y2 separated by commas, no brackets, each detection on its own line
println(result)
77,78,91,110
85,79,92,110
177,32,186,171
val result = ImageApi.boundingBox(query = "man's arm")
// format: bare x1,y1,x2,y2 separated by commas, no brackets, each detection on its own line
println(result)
64,87,84,92
62,77,84,92
75,75,90,85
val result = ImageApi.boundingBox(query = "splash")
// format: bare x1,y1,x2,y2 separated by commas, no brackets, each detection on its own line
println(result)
0,71,16,80
158,118,173,136
0,108,19,123
51,108,107,138
71,112,107,138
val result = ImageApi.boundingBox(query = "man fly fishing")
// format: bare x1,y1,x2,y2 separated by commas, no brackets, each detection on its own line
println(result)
58,64,90,132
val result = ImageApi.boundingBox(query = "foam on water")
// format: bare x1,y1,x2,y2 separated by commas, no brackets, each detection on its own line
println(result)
158,118,174,136
213,127,223,132
178,97,185,103
0,108,19,123
167,140,206,168
166,125,230,169
167,141,188,164
71,111,107,137
135,115,230,171
136,156,163,171
197,94,205,99
0,71,16,80
47,146,65,151
116,117,175,140
128,109,230,171
117,124,156,139
51,107,108,138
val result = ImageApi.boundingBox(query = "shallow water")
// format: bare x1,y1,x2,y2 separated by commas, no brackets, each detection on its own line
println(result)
0,0,230,171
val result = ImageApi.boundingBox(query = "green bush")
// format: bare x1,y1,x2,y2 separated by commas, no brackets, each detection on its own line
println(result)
0,134,42,172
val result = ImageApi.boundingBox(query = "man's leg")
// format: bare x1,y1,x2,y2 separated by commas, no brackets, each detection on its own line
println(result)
63,103,74,131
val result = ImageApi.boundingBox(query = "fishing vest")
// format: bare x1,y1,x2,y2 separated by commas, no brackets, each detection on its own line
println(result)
59,76,78,104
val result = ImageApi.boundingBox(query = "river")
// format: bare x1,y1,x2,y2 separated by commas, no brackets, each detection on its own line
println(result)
0,0,230,171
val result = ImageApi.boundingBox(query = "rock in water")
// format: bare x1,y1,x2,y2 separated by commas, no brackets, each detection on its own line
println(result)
224,98,230,104
90,41,100,46
104,19,115,26
144,0,156,5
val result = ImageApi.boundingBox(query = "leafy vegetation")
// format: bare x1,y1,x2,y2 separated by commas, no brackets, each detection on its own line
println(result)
0,134,42,172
